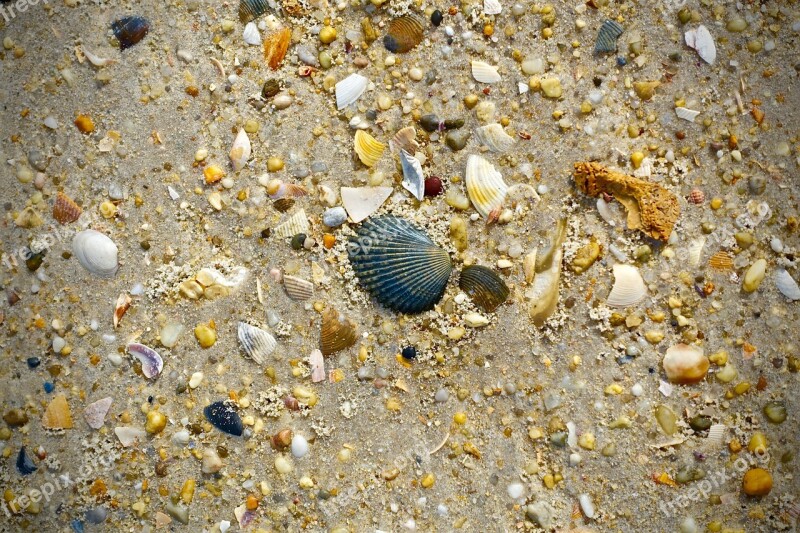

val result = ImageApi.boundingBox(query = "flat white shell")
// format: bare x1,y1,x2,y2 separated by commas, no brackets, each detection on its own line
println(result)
243,22,262,46
238,322,277,365
229,128,251,171
675,107,701,122
685,25,716,65
465,154,508,218
474,124,516,153
687,237,706,267
775,268,800,301
115,426,146,447
274,210,310,238
283,275,313,301
607,264,647,307
309,349,325,383
483,0,502,15
335,74,369,110
341,186,393,223
72,229,119,278
471,61,501,84
400,150,425,200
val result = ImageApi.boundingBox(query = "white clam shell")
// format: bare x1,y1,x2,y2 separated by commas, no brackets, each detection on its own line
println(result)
237,322,277,365
685,25,716,65
335,73,369,110
230,128,251,171
283,275,313,301
687,237,706,267
775,268,800,301
400,149,425,200
243,22,262,46
471,61,501,84
675,107,700,122
274,210,310,238
72,229,119,278
606,264,647,307
341,186,393,223
474,123,516,153
465,154,508,218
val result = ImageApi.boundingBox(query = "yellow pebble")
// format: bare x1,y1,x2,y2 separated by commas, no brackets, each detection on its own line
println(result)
709,350,728,365
631,151,645,169
267,157,285,172
145,410,167,434
180,479,196,504
421,473,435,488
747,432,767,454
710,197,723,210
319,26,337,44
604,384,623,395
742,468,772,496
204,165,226,184
453,412,466,425
194,323,217,348
99,201,117,219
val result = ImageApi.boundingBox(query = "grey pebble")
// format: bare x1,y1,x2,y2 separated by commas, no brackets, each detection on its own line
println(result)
323,207,347,227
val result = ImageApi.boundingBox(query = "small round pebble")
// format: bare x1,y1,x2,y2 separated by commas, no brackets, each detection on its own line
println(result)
291,434,309,458
322,207,347,227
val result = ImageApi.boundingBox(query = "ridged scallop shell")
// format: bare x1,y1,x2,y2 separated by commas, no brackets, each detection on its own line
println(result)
283,275,313,301
264,27,291,70
459,265,509,312
708,251,733,271
238,322,277,365
594,19,624,53
239,0,271,22
265,179,308,199
320,308,357,356
775,269,800,301
474,124,516,153
687,237,706,267
42,394,73,430
675,107,700,123
336,74,369,110
390,126,419,155
400,149,425,201
471,61,501,84
685,25,716,65
706,424,726,446
341,186,393,223
465,154,508,218
53,192,82,224
348,216,453,313
127,343,164,379
354,130,386,167
230,128,251,171
72,229,119,278
383,16,424,53
274,209,310,238
607,264,647,307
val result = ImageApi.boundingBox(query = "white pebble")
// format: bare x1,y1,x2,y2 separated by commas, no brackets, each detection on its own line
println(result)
52,335,66,353
291,434,309,458
588,90,603,105
579,493,595,518
274,455,293,474
537,184,549,195
770,237,783,253
172,429,190,445
188,372,203,389
408,67,423,81
507,482,524,499
763,40,775,52
569,453,582,466
680,517,698,533
107,352,123,366
43,116,58,129
631,383,643,397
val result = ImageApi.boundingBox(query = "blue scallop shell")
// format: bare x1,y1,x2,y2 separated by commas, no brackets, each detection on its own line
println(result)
111,16,150,50
595,20,624,54
348,216,452,313
204,401,243,436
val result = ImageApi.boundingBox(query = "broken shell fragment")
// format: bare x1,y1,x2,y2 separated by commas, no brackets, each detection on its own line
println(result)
113,293,132,328
230,128,251,171
14,206,43,228
527,219,567,326
708,251,734,271
335,73,369,110
309,349,325,382
383,15,424,53
606,264,647,307
238,322,277,365
204,401,243,437
663,344,709,384
127,343,164,379
354,130,386,168
471,61,501,84
320,308,357,356
42,394,73,430
685,25,716,64
115,426,146,447
72,229,119,278
53,192,82,224
263,27,291,69
775,269,800,301
675,107,701,123
595,20,624,53
83,397,112,430
390,126,419,155
283,275,314,301
465,154,508,218
273,209,310,238
265,179,308,199
239,0,271,22
341,186,393,223
459,265,509,313
400,149,425,201
474,124,516,153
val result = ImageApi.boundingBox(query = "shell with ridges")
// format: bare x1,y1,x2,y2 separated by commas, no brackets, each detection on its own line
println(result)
53,192,82,224
273,210,310,238
239,0,271,22
127,343,164,379
400,150,425,201
775,269,800,301
230,128,251,171
708,251,733,271
72,229,119,278
320,308,357,356
354,130,386,167
687,237,706,267
594,19,624,53
238,322,277,365
341,187,393,223
390,126,419,155
459,265,510,312
264,27,291,70
607,264,647,307
383,16,424,53
471,61,501,83
465,154,508,218
42,394,73,430
675,107,700,122
335,74,369,110
474,124,516,153
283,275,313,301
348,216,453,313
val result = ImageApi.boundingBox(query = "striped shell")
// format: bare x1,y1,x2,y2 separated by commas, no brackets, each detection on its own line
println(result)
239,0,271,22
336,74,369,110
775,269,800,301
348,216,452,313
594,20,624,53
264,27,291,70
706,424,726,446
688,188,705,204
238,322,277,365
465,154,508,218
354,130,386,167
53,192,82,224
459,265,509,312
320,308,357,356
474,124,516,153
274,209,310,238
383,16,424,53
341,186,393,223
400,149,425,201
283,275,313,301
708,251,734,271
676,107,700,122
607,264,647,307
390,126,419,155
471,60,501,84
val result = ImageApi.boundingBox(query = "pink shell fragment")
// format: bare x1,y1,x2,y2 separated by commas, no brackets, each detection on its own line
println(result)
127,342,164,379
309,349,325,383
83,397,112,429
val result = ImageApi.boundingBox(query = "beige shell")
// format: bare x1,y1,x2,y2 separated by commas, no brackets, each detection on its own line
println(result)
465,154,508,218
53,192,82,224
708,250,733,271
663,343,709,384
283,275,313,301
263,27,291,70
229,128,251,171
42,394,73,430
471,60,501,84
474,123,516,153
113,293,132,328
309,349,326,382
320,308,357,356
354,130,386,167
675,107,700,122
687,237,706,267
274,209,310,238
390,126,419,155
15,206,43,228
264,178,308,199
341,186,393,223
706,424,726,446
607,264,647,307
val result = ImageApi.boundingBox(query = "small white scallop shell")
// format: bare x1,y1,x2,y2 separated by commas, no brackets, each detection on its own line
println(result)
127,343,164,379
243,22,262,46
283,275,313,301
607,264,647,307
335,73,369,110
341,186,393,223
687,237,706,267
274,209,310,238
465,154,508,218
775,269,800,301
474,124,516,153
72,229,119,278
400,149,425,200
706,424,726,446
237,322,277,365
685,25,716,65
675,107,700,122
230,128,251,171
389,126,419,155
471,61,501,84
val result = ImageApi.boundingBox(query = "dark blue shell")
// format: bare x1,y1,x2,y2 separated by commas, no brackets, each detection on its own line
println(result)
595,20,624,54
16,446,37,476
204,401,243,436
112,16,150,50
239,0,271,22
348,216,452,314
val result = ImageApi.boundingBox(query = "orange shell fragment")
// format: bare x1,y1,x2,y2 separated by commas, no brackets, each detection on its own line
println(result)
42,394,74,429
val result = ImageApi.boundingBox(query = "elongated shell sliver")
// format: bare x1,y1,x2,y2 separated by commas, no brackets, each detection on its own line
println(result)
127,343,164,379
400,150,425,200
238,322,277,365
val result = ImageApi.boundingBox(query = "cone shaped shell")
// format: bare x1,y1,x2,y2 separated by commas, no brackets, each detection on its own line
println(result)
595,20,624,53
341,187,392,223
72,229,119,278
348,216,452,313
607,264,646,307
459,265,509,312
239,0,271,22
127,343,164,379
383,16,424,53
474,124,516,153
274,210,310,238
230,128,251,171
283,275,313,301
238,322,277,365
400,150,425,201
465,154,508,218
320,308,357,355
336,74,369,110
471,61,501,83
354,130,386,168
53,192,82,224
42,394,73,430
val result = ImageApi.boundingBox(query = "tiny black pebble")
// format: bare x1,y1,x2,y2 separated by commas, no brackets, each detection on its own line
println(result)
401,346,417,360
291,233,307,250
430,10,443,26
261,228,271,239
592,76,603,87
27,357,41,369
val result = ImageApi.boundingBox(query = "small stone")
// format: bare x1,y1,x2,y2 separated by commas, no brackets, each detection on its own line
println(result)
445,130,470,151
742,259,767,293
322,207,347,227
188,372,203,389
291,434,309,458
742,468,772,496
763,401,787,424
663,344,709,384
145,410,167,434
275,455,293,474
507,482,524,499
202,448,223,473
540,78,562,98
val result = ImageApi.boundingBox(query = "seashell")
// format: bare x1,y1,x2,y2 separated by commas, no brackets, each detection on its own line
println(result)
273,209,310,238
42,394,73,430
335,74,369,110
383,16,424,53
459,265,509,312
320,308,357,356
354,130,386,168
606,264,647,307
14,206,43,228
113,293,132,328
400,149,425,201
239,0,271,22
81,46,115,67
53,192,82,224
72,229,119,278
263,27,291,70
471,61,501,84
243,22,262,45
16,447,37,476
341,186,393,223
483,0,502,15
237,322,277,365
111,16,150,50
83,397,113,430
708,251,733,271
230,128,251,171
204,401,243,436
309,349,325,382
706,424,726,446
775,269,800,301
675,107,700,122
663,343,709,384
687,237,706,268
685,25,716,65
390,126,419,155
273,197,295,212
527,219,567,325
594,19,624,53
474,123,516,153
127,343,164,379
465,154,508,218
114,426,146,447
348,216,452,313
265,178,308,198
688,188,705,204
283,275,313,301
